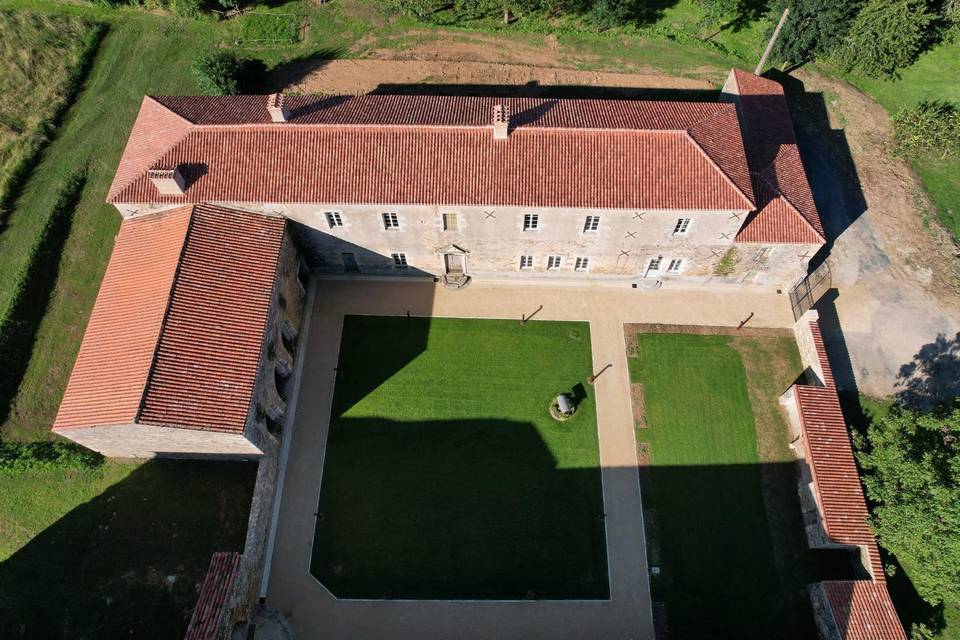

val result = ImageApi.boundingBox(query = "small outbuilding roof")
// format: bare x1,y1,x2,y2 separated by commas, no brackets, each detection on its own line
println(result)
54,204,285,434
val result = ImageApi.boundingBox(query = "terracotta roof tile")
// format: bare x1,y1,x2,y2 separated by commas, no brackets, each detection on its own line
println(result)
822,581,907,640
110,95,756,212
727,69,825,244
138,204,285,433
107,97,193,202
185,552,241,640
53,207,192,430
54,205,284,434
793,320,906,640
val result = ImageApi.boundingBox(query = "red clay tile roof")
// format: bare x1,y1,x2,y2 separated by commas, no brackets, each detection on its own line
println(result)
185,552,241,640
109,94,756,211
54,207,192,430
822,581,907,640
139,204,285,433
726,69,825,245
107,97,193,203
54,204,284,433
794,321,906,640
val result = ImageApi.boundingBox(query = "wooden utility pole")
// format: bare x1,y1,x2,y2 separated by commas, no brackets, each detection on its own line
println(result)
755,7,790,75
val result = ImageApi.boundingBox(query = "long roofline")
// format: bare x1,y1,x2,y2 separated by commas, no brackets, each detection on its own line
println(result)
108,93,758,211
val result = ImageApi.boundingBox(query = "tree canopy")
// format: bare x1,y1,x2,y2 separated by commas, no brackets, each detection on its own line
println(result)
856,400,960,606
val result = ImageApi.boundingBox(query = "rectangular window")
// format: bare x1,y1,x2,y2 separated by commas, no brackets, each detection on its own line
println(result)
583,216,600,233
523,213,539,231
667,258,683,273
519,255,533,270
647,256,663,273
575,257,589,271
382,212,399,230
391,252,408,268
673,218,691,235
547,255,562,270
325,211,343,228
442,213,459,231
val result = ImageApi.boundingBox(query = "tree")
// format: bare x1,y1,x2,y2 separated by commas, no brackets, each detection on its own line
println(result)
772,0,864,67
893,102,960,161
855,400,960,606
832,0,934,77
192,51,243,96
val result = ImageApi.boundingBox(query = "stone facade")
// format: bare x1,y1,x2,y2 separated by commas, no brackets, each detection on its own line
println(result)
193,201,818,288
52,423,262,459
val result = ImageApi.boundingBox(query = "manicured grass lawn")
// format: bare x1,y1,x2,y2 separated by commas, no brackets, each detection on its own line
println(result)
630,332,816,639
0,459,256,639
311,316,607,599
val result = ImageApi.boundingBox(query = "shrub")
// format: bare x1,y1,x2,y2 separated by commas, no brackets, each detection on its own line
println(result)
192,51,243,96
892,101,960,160
832,0,935,77
0,440,102,472
855,400,960,606
168,0,204,18
713,247,740,277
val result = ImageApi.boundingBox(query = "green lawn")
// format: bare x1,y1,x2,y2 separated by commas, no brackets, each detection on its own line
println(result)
0,459,256,639
840,40,960,241
311,315,607,599
630,332,816,639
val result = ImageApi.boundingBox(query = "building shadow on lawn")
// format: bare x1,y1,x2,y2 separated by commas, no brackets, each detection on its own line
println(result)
640,460,870,640
310,416,610,601
0,460,257,640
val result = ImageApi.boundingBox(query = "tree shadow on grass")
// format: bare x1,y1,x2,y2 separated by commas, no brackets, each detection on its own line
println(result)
0,460,257,639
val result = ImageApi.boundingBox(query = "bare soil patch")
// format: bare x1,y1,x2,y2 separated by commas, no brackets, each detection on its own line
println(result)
631,383,646,427
623,323,791,348
280,57,712,96
794,69,960,299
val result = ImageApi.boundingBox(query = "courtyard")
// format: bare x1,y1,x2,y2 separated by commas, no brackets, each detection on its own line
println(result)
311,315,608,599
264,279,797,639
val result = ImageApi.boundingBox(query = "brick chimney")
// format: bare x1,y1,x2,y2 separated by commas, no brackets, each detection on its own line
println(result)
267,93,289,122
493,104,509,140
147,167,185,195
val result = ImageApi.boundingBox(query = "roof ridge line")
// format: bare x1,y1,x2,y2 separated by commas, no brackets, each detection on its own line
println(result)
186,121,703,134
134,204,197,426
757,171,825,242
682,128,755,210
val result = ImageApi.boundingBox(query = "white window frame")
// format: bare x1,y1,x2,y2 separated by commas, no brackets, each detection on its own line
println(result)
667,258,683,274
547,255,562,270
325,211,343,228
523,213,540,231
519,255,533,270
583,216,600,233
673,218,691,235
382,212,400,230
575,257,590,272
391,252,408,269
647,256,663,274
442,212,459,232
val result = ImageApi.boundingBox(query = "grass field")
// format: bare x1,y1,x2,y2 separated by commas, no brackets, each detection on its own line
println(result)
0,459,256,639
311,315,607,599
841,40,960,241
630,332,817,639
0,11,99,212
